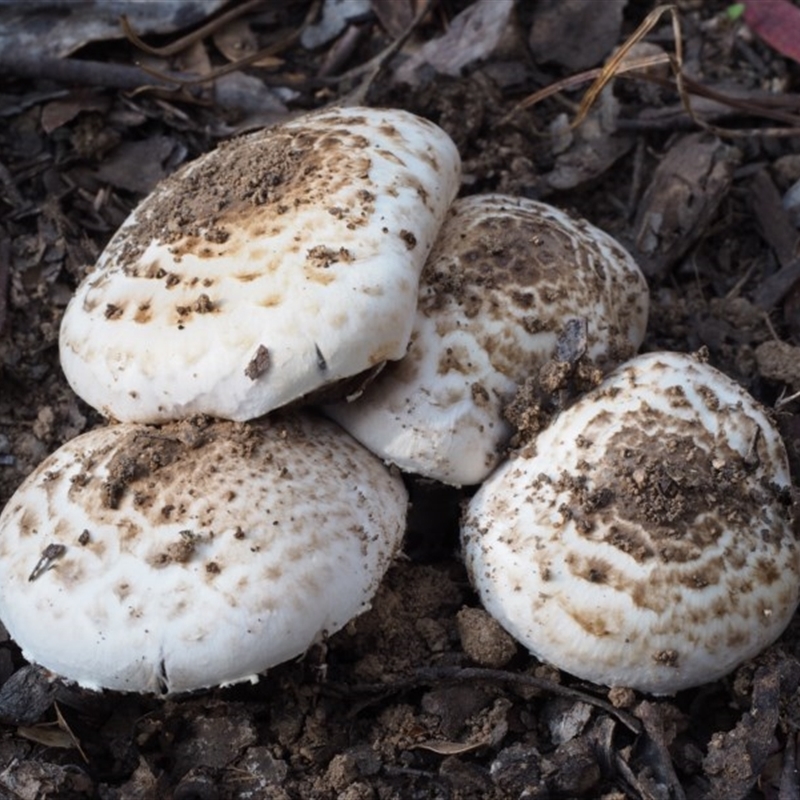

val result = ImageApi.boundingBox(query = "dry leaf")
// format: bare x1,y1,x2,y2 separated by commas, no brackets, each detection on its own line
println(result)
301,0,372,49
213,18,282,67
632,132,739,278
214,17,259,61
744,0,800,65
393,0,516,86
17,724,74,750
55,702,88,762
413,739,488,755
41,90,109,135
371,0,414,38
529,0,628,70
93,136,182,195
545,90,634,191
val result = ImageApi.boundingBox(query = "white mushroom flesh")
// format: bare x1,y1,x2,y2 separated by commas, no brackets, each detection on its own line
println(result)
59,106,461,423
0,414,407,694
462,351,800,693
327,195,649,485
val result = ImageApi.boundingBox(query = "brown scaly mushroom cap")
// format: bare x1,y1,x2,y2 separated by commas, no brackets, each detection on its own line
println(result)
59,106,461,423
462,351,799,693
0,413,407,694
328,194,649,485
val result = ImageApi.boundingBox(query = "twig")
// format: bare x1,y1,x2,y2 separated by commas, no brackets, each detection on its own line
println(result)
332,0,435,106
776,387,800,409
502,6,677,126
751,170,798,267
120,0,265,58
575,4,681,130
0,234,9,335
0,51,310,108
131,0,322,88
753,258,800,309
325,665,643,734
0,2,320,103
750,170,800,309
0,52,193,94
626,138,647,221
503,3,800,138
0,160,23,208
317,24,369,79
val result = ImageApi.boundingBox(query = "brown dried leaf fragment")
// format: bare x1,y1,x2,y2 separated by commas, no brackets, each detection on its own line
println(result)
632,133,740,279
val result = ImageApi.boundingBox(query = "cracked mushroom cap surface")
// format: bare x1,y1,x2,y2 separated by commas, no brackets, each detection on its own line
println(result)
0,414,407,694
59,106,461,423
461,351,800,694
327,195,649,485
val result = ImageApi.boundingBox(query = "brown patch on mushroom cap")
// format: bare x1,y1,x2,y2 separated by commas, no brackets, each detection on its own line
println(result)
109,129,372,269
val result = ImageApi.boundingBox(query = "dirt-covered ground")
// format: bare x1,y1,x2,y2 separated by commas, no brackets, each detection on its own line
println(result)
2,0,800,797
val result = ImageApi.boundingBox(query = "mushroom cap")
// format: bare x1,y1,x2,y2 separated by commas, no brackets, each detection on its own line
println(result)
461,351,800,694
327,195,649,485
59,107,461,423
0,414,407,694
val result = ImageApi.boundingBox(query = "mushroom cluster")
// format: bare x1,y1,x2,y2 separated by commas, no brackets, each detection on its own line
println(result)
3,102,786,698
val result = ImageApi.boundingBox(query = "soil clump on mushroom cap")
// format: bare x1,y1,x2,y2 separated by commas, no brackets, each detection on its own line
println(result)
100,416,229,509
551,426,785,546
110,128,353,271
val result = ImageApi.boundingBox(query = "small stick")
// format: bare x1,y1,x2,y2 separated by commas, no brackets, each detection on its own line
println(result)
325,664,643,734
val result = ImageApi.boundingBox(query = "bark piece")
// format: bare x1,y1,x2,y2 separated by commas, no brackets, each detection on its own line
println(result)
632,132,740,278
528,0,628,70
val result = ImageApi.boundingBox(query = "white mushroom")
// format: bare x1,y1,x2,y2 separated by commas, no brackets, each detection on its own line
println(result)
0,413,407,694
59,106,461,423
462,351,800,694
327,195,649,485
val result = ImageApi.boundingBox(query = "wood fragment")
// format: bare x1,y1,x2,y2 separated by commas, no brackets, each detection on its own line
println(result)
703,660,800,800
120,0,264,58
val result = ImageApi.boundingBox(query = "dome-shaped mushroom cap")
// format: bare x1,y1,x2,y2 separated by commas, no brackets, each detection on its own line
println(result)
327,195,649,485
462,351,800,694
59,106,461,423
0,414,407,694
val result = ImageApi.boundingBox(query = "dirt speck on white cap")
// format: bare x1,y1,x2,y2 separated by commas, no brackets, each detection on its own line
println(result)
462,351,800,694
0,413,407,694
59,107,461,423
